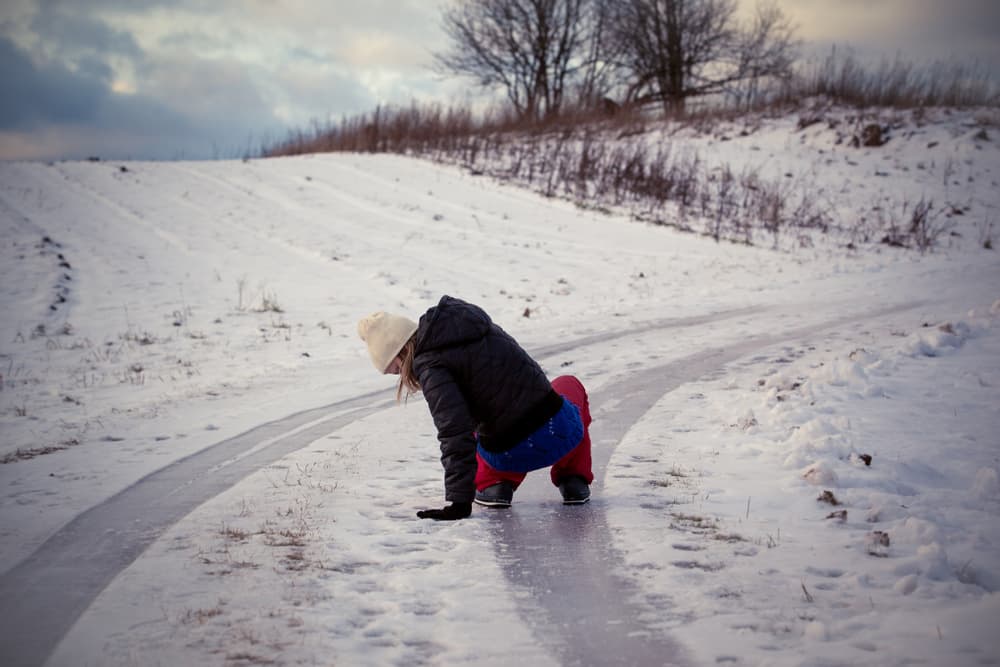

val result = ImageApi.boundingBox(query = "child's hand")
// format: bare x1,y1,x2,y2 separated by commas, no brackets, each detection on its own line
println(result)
416,502,472,520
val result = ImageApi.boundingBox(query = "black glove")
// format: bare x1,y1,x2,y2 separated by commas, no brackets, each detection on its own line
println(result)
416,502,472,521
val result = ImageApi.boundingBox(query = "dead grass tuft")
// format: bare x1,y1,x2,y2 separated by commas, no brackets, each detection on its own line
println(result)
1,438,82,464
181,606,224,625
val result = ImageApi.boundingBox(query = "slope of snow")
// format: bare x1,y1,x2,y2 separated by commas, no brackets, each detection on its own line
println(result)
0,107,998,666
606,306,1000,666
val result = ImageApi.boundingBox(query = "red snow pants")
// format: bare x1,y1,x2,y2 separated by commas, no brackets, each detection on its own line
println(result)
474,375,594,490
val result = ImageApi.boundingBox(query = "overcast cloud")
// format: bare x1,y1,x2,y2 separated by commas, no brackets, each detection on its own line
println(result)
0,0,997,161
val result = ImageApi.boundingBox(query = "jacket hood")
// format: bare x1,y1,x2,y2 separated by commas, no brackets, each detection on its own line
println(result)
415,295,492,352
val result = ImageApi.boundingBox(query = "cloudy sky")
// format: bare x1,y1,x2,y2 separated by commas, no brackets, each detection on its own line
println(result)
1,0,998,161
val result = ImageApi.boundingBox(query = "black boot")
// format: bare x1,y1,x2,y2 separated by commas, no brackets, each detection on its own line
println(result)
558,476,591,505
474,481,515,507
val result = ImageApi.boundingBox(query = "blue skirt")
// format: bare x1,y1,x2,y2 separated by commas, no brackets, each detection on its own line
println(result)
477,398,584,473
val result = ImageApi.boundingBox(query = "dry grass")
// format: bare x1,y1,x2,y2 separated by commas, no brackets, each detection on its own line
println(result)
220,524,254,542
259,102,870,248
262,527,308,548
787,49,999,110
181,605,225,626
261,54,994,253
265,52,997,160
1,438,82,464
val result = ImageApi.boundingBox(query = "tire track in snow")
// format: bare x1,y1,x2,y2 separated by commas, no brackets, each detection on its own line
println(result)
486,301,925,667
170,161,513,302
316,156,674,262
0,389,396,667
158,163,362,270
43,164,192,254
0,303,922,666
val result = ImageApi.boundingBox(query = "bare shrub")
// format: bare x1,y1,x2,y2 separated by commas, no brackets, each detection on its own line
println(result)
706,165,737,242
871,196,952,252
255,291,284,314
461,123,841,246
869,196,906,248
744,170,784,245
909,198,952,253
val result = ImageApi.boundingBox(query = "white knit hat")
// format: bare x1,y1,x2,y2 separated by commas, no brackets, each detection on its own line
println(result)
357,311,419,373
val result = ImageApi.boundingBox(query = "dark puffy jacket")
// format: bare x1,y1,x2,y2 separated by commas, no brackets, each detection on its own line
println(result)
413,296,562,503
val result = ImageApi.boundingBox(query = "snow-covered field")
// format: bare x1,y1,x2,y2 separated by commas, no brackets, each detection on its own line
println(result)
1,107,998,666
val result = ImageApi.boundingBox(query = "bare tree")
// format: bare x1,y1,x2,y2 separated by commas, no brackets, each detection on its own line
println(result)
609,0,797,113
435,0,593,120
572,1,623,109
732,2,798,108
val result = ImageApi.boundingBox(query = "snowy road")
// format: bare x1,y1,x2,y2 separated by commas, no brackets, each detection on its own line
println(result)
0,302,921,667
0,389,396,666
2,118,997,665
485,302,924,667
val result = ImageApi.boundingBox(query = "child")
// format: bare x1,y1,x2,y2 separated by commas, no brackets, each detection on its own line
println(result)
358,295,594,520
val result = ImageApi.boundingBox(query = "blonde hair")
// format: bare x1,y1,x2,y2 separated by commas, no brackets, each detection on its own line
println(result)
396,336,420,402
